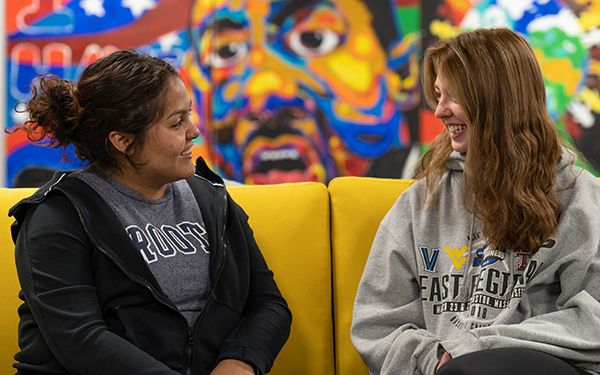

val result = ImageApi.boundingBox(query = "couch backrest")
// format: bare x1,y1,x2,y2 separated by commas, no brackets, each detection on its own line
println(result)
228,182,335,375
329,177,414,375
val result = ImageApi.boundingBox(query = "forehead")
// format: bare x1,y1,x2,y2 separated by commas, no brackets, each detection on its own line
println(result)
434,75,444,90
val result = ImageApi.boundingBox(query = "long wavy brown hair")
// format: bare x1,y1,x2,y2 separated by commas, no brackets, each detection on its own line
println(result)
419,28,565,254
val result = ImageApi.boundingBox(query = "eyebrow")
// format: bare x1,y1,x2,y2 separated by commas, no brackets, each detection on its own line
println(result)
271,0,321,26
167,99,192,119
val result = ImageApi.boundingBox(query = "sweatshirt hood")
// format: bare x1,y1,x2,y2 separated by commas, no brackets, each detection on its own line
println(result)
557,146,577,172
445,151,466,172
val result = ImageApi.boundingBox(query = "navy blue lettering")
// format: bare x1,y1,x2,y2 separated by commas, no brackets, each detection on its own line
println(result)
146,224,176,258
127,226,157,263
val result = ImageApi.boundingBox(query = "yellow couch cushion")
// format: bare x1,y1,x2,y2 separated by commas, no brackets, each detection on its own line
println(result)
228,182,335,375
0,188,37,374
328,177,414,375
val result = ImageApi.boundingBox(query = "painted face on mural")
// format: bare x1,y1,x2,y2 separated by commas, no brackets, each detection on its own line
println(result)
187,0,420,184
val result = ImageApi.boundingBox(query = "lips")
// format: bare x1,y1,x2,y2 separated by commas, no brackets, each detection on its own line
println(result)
181,146,193,157
447,124,466,136
242,134,325,184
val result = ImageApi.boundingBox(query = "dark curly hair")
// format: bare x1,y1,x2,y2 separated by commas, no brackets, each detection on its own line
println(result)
12,50,180,173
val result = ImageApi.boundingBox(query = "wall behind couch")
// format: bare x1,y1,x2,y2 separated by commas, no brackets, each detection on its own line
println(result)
4,0,600,187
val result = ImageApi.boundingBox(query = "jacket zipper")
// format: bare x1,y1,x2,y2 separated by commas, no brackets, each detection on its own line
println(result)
185,327,195,375
64,194,178,310
185,188,230,375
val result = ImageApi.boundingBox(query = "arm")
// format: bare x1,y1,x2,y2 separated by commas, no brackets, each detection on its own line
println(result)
441,245,600,363
215,201,292,375
440,178,600,366
351,222,442,375
15,195,179,374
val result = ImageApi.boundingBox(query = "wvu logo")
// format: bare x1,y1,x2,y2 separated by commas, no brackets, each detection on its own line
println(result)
444,246,469,270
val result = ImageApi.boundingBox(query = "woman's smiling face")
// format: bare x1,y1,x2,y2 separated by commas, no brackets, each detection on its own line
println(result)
115,76,200,199
434,75,470,153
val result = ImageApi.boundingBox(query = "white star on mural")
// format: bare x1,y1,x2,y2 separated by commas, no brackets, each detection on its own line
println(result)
158,32,183,52
80,0,106,17
122,0,157,18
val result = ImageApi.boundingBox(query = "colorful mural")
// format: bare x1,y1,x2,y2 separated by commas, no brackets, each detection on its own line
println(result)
6,0,421,187
422,0,600,174
6,0,600,187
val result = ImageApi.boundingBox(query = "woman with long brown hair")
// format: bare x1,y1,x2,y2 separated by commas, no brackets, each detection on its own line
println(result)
351,28,600,375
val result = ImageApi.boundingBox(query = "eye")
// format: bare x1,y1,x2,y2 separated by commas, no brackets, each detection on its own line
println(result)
209,41,248,68
286,29,341,57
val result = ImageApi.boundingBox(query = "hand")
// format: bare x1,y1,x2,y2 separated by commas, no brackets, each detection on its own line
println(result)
436,351,452,373
209,359,256,375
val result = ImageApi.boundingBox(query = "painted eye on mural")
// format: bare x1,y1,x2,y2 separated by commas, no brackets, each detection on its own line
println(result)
286,29,341,57
209,41,248,68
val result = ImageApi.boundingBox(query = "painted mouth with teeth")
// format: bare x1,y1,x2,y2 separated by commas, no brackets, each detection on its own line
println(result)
242,134,326,184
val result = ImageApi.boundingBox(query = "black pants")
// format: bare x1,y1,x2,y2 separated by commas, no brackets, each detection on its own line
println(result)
436,348,589,375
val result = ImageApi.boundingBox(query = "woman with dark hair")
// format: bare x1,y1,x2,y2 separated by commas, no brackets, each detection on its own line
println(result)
351,28,600,375
10,50,291,375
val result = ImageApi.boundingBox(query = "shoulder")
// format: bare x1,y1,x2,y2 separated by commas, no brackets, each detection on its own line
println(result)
557,165,600,207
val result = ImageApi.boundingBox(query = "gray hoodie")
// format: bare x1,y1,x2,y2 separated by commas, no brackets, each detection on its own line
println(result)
351,147,600,375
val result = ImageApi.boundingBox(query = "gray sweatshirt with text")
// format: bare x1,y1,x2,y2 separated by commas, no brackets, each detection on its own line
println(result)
351,148,600,375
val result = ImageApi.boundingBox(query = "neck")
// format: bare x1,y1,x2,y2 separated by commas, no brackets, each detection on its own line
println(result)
103,167,167,200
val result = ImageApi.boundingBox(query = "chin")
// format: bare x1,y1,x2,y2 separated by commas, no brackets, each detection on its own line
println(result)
451,142,468,154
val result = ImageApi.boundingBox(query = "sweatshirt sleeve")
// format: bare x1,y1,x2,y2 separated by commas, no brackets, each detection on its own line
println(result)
14,195,180,375
351,210,442,375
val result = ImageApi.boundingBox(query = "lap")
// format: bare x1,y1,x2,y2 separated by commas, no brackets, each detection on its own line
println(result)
436,348,588,375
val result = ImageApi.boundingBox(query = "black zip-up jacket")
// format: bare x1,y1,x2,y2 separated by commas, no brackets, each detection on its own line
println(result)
9,158,291,375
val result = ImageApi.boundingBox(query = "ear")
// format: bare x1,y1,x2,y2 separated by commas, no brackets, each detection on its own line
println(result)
108,131,135,155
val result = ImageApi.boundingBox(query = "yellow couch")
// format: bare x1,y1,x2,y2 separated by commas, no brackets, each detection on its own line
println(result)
0,177,414,375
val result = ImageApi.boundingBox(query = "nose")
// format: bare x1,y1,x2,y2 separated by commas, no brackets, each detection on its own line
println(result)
434,101,450,119
187,121,200,140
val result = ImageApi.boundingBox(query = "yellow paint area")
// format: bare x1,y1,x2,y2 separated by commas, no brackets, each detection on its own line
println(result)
223,80,241,101
250,47,266,68
429,19,459,40
247,71,284,96
325,52,373,94
192,0,229,24
234,116,258,145
572,0,600,30
183,54,209,91
333,102,378,123
539,56,582,96
579,86,600,113
351,31,376,59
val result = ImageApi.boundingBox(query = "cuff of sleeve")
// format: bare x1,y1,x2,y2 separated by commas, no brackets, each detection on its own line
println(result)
440,330,485,358
217,346,269,375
